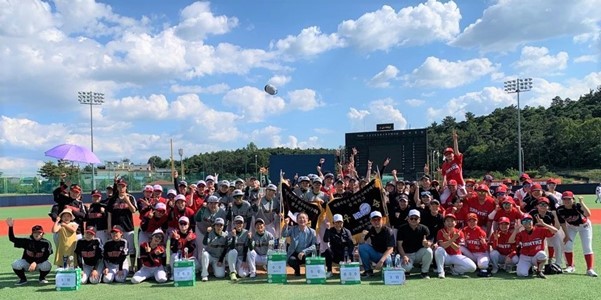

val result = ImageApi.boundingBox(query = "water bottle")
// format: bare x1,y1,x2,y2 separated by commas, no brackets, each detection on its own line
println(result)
184,247,189,260
395,254,401,269
344,247,349,263
68,256,74,269
268,240,274,252
62,256,68,269
176,250,182,261
279,238,286,252
386,254,392,268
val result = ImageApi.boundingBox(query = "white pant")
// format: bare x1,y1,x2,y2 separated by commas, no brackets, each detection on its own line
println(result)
81,262,103,284
546,232,564,266
201,249,237,278
489,250,519,270
236,250,257,277
517,251,547,277
131,266,167,284
11,259,52,272
169,254,200,273
401,247,433,273
317,218,330,254
460,246,490,270
564,221,594,254
194,225,205,258
434,247,477,274
255,254,268,267
103,261,129,283
123,231,135,255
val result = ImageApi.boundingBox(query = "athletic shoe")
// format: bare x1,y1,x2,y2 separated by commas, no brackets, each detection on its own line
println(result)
491,267,499,274
587,269,598,277
249,272,256,278
325,272,333,278
536,271,547,279
230,272,238,281
201,277,208,282
15,280,28,286
565,266,576,273
361,270,373,278
39,279,49,284
420,273,430,279
438,271,445,279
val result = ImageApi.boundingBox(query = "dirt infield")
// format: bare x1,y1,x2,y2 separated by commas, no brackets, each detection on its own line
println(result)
2,209,600,236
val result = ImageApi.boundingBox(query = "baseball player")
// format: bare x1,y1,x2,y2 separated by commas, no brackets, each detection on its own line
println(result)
509,214,557,279
169,216,199,278
252,184,281,236
152,184,166,203
6,218,52,285
293,176,311,198
434,214,477,278
229,215,256,278
528,197,563,267
167,194,196,237
489,196,523,234
74,226,103,284
132,229,168,284
216,180,234,208
102,225,129,283
461,213,491,276
86,189,109,245
251,218,274,271
194,195,227,257
596,183,601,204
229,189,253,231
139,202,169,245
440,131,466,199
106,179,137,271
137,185,155,218
465,184,496,231
201,218,236,281
489,217,518,274
556,191,597,277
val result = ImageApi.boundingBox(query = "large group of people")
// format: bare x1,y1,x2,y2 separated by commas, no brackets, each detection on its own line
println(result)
6,131,598,286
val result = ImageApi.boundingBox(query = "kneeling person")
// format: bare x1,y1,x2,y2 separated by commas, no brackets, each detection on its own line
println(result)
131,229,167,284
6,218,52,285
229,215,256,278
201,218,231,281
434,214,477,278
74,226,103,284
169,216,199,278
396,210,433,279
509,214,557,279
102,226,129,283
252,218,275,270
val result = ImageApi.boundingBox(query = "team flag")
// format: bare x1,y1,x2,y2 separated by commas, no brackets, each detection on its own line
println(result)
281,183,322,230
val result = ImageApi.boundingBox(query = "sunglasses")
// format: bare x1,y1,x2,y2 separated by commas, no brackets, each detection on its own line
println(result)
179,222,188,226
466,184,474,188
521,219,533,224
538,203,548,207
477,191,487,194
495,193,505,197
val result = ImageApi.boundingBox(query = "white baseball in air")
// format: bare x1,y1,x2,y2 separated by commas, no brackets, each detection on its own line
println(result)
264,84,278,95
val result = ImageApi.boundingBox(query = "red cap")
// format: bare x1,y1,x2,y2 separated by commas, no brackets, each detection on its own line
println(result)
467,213,478,221
443,147,454,154
546,178,558,184
531,183,543,191
519,173,530,180
70,185,82,193
498,217,510,224
31,225,44,233
85,226,96,235
561,191,574,199
444,213,457,220
465,178,476,184
537,197,550,204
495,185,507,194
523,179,533,184
110,225,123,233
521,214,533,221
502,197,515,205
448,179,457,186
503,178,513,185
117,180,127,186
476,184,489,192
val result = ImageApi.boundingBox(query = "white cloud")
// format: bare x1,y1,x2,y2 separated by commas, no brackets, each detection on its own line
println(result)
267,75,291,87
0,116,70,149
222,86,286,122
0,0,54,36
405,57,496,88
405,99,425,107
338,1,461,52
451,0,601,51
174,1,238,40
250,126,321,149
105,94,170,119
0,157,45,177
170,83,230,94
368,65,399,88
53,0,142,37
271,26,344,59
514,46,568,75
314,128,334,134
426,87,513,121
574,54,599,63
348,98,407,130
287,89,323,111
528,72,601,107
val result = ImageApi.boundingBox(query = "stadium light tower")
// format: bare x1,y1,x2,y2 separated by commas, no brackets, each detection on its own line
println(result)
78,91,105,190
503,78,532,175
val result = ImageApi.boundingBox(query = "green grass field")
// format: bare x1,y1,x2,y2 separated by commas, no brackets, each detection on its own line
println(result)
0,197,600,299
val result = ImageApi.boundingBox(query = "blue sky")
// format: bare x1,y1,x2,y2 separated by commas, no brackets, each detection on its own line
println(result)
1,0,600,176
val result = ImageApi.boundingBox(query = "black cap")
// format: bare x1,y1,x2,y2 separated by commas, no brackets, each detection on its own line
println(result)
421,174,431,180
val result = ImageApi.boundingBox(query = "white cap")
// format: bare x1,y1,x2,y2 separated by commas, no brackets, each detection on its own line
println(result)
333,214,343,222
234,215,245,223
205,175,215,182
214,218,225,225
175,194,186,201
153,184,163,191
167,189,177,196
154,202,167,211
152,228,164,236
196,180,206,186
408,209,421,218
178,216,190,223
370,211,382,218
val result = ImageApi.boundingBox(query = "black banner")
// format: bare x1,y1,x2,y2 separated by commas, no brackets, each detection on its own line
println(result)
282,183,322,230
326,180,384,236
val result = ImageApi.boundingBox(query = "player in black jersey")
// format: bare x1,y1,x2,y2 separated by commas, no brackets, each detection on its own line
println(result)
7,218,52,285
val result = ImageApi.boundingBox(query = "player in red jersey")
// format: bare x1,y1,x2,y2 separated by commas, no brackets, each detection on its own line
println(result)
434,214,477,278
509,214,557,279
489,217,518,274
461,213,491,276
489,197,523,234
465,184,496,231
440,130,466,202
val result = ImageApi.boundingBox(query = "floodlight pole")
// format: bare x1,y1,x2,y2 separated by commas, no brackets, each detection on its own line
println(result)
503,79,532,175
78,91,104,190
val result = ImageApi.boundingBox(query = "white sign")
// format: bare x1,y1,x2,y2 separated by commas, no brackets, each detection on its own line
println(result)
55,272,76,288
306,264,326,279
174,266,194,281
340,266,361,282
383,269,406,285
268,260,287,275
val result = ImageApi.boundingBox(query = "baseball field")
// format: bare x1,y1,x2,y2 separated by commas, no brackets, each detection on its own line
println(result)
1,196,600,300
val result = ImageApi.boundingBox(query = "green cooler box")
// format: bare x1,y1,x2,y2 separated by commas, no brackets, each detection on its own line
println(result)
339,262,361,285
382,267,405,285
305,256,326,284
173,260,196,287
267,251,287,283
55,268,81,291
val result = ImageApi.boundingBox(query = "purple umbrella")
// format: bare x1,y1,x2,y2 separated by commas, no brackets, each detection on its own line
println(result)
44,144,101,164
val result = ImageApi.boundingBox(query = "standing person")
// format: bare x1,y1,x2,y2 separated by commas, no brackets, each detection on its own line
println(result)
419,175,441,201
6,218,52,285
556,191,597,277
595,183,601,204
434,214,477,278
87,189,109,245
200,218,232,281
137,185,155,219
282,212,317,277
194,195,227,257
52,209,78,267
440,130,465,199
167,194,196,236
388,194,411,236
358,211,394,277
139,202,169,245
106,179,137,271
131,229,168,284
74,226,103,284
420,199,444,242
461,213,491,276
509,214,557,279
523,184,559,212
396,210,433,279
229,189,253,231
104,185,114,202
465,184,496,232
489,217,518,274
545,179,563,206
322,214,355,278
514,174,532,206
529,197,563,267
102,226,129,283
251,218,275,271
252,184,281,236
169,216,199,279
293,176,311,199
228,216,256,278
52,180,86,238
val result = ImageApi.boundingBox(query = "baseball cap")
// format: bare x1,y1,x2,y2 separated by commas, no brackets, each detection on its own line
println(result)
266,184,277,191
476,184,489,192
483,175,494,181
386,181,395,187
196,180,206,186
117,180,127,187
420,191,432,197
521,214,533,221
430,199,441,206
408,209,420,218
85,226,96,235
398,194,409,202
498,217,510,224
106,185,113,190
299,176,310,182
465,179,476,184
432,180,439,186
519,173,531,180
324,173,335,179
254,218,265,225
312,177,323,184
153,184,163,191
333,214,343,222
467,213,478,221
178,216,190,224
91,189,102,197
447,179,457,186
175,194,186,202
370,211,382,219
214,218,225,225
444,214,457,220
503,178,513,185
219,180,230,187
205,175,215,182
144,185,153,192
154,202,167,211
561,191,574,199
207,195,220,203
110,225,123,233
502,197,515,205
537,197,550,204
443,147,454,154
235,178,244,184
234,215,245,223
495,186,507,194
421,174,431,180
232,189,244,197
167,189,177,196
152,229,164,237
31,225,44,233
229,182,236,188
546,178,558,185
70,185,82,193
531,183,543,191
178,181,188,187
335,179,344,185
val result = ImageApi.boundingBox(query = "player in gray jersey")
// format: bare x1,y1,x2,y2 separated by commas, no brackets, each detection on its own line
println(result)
216,180,234,208
293,176,311,199
194,196,227,257
229,190,253,231
252,184,281,236
252,218,274,270
228,215,256,278
201,218,236,281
